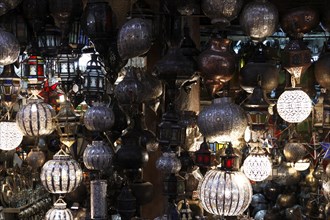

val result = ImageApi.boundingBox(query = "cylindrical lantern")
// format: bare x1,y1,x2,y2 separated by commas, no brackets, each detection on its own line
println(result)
16,97,56,137
37,24,62,57
0,64,21,104
83,140,113,171
46,198,73,220
243,148,272,182
0,28,20,66
0,121,23,151
23,53,45,88
40,149,83,194
91,179,107,219
198,144,252,216
197,97,247,142
83,103,115,132
276,88,312,123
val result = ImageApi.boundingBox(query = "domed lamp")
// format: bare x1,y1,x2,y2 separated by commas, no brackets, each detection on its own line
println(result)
40,149,83,194
0,121,23,151
156,151,182,174
0,28,20,66
276,88,312,123
198,143,252,216
45,198,73,220
83,140,113,171
83,102,115,132
243,145,272,182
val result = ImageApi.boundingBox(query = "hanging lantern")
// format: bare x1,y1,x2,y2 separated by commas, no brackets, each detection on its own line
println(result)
83,102,115,132
91,179,108,219
26,148,46,170
117,186,136,220
117,18,152,60
201,0,243,27
243,147,272,182
197,38,237,96
45,198,73,220
315,52,330,90
83,54,106,103
16,95,56,137
197,97,247,142
0,121,23,151
276,88,312,123
40,149,83,194
0,64,21,105
239,0,278,42
23,53,45,88
283,141,306,162
54,100,80,148
163,173,185,199
195,137,211,168
156,151,182,173
37,23,62,57
198,143,252,216
83,140,113,171
68,20,90,52
0,28,20,65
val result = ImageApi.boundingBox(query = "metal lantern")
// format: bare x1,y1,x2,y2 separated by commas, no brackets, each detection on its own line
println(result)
0,28,20,66
117,18,152,60
82,54,106,103
156,151,182,173
117,186,136,220
201,0,243,27
197,97,248,142
26,148,46,170
37,24,62,57
83,103,115,132
68,21,90,52
0,121,23,151
16,97,56,137
195,137,211,168
23,53,45,88
198,144,252,216
54,100,80,148
91,179,108,219
0,0,22,16
163,173,185,199
40,149,83,194
45,198,73,220
83,140,113,171
276,88,312,123
239,0,279,42
0,64,21,104
283,141,306,162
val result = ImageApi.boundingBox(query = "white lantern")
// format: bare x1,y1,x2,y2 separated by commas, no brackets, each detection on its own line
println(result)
40,149,82,194
0,121,23,150
243,153,272,182
46,198,73,220
276,88,312,123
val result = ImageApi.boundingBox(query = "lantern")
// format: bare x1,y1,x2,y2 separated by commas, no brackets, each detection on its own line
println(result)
156,152,182,173
195,137,211,168
45,198,73,220
26,148,46,170
117,186,136,220
23,53,45,88
83,102,115,132
293,159,311,171
37,23,62,57
68,21,90,52
40,149,83,194
283,141,306,162
0,121,23,151
198,143,252,216
91,179,108,219
16,96,56,137
197,97,248,142
83,140,113,171
243,147,272,182
0,64,21,104
163,173,185,199
239,0,279,42
276,88,312,123
0,28,20,65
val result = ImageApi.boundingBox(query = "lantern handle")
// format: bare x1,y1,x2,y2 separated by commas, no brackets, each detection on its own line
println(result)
55,148,69,156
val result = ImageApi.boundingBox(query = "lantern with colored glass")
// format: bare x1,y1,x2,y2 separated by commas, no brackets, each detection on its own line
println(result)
45,198,73,220
0,64,21,107
40,149,83,194
243,145,272,182
195,137,211,174
198,143,252,216
83,54,106,103
54,100,80,148
23,53,45,89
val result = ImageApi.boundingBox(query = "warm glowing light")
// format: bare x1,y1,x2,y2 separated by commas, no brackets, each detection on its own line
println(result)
292,159,310,171
243,154,272,181
0,121,23,150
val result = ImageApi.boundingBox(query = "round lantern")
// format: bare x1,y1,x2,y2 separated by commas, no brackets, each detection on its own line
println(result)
0,28,20,65
0,121,23,151
197,97,247,142
156,152,182,173
16,98,56,137
26,148,46,170
239,0,279,42
83,140,113,171
198,144,252,216
117,18,152,60
283,141,306,162
40,149,83,194
201,0,243,27
83,103,115,132
46,198,73,220
243,150,272,182
276,88,312,123
315,53,330,90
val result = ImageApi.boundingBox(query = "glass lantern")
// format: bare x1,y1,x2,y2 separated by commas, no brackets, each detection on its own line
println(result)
194,137,211,170
23,53,45,89
91,179,108,219
45,198,73,220
37,24,62,57
0,121,23,151
0,64,21,106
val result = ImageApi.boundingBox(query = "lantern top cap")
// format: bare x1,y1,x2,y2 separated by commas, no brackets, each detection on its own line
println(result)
53,198,67,209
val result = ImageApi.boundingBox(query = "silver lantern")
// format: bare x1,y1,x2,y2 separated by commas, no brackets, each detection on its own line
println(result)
83,140,113,171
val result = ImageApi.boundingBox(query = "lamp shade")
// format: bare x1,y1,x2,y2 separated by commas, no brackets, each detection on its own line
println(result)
40,149,83,194
83,140,113,171
0,121,23,151
46,198,73,220
243,153,272,182
276,88,312,123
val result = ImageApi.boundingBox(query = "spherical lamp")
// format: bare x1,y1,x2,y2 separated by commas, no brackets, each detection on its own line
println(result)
0,121,23,151
198,143,252,216
40,149,83,194
0,28,20,65
83,102,115,132
46,198,73,220
243,148,272,182
156,152,182,173
83,140,113,171
276,88,312,123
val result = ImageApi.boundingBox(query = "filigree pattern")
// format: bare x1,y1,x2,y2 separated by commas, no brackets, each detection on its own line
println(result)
0,121,23,150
